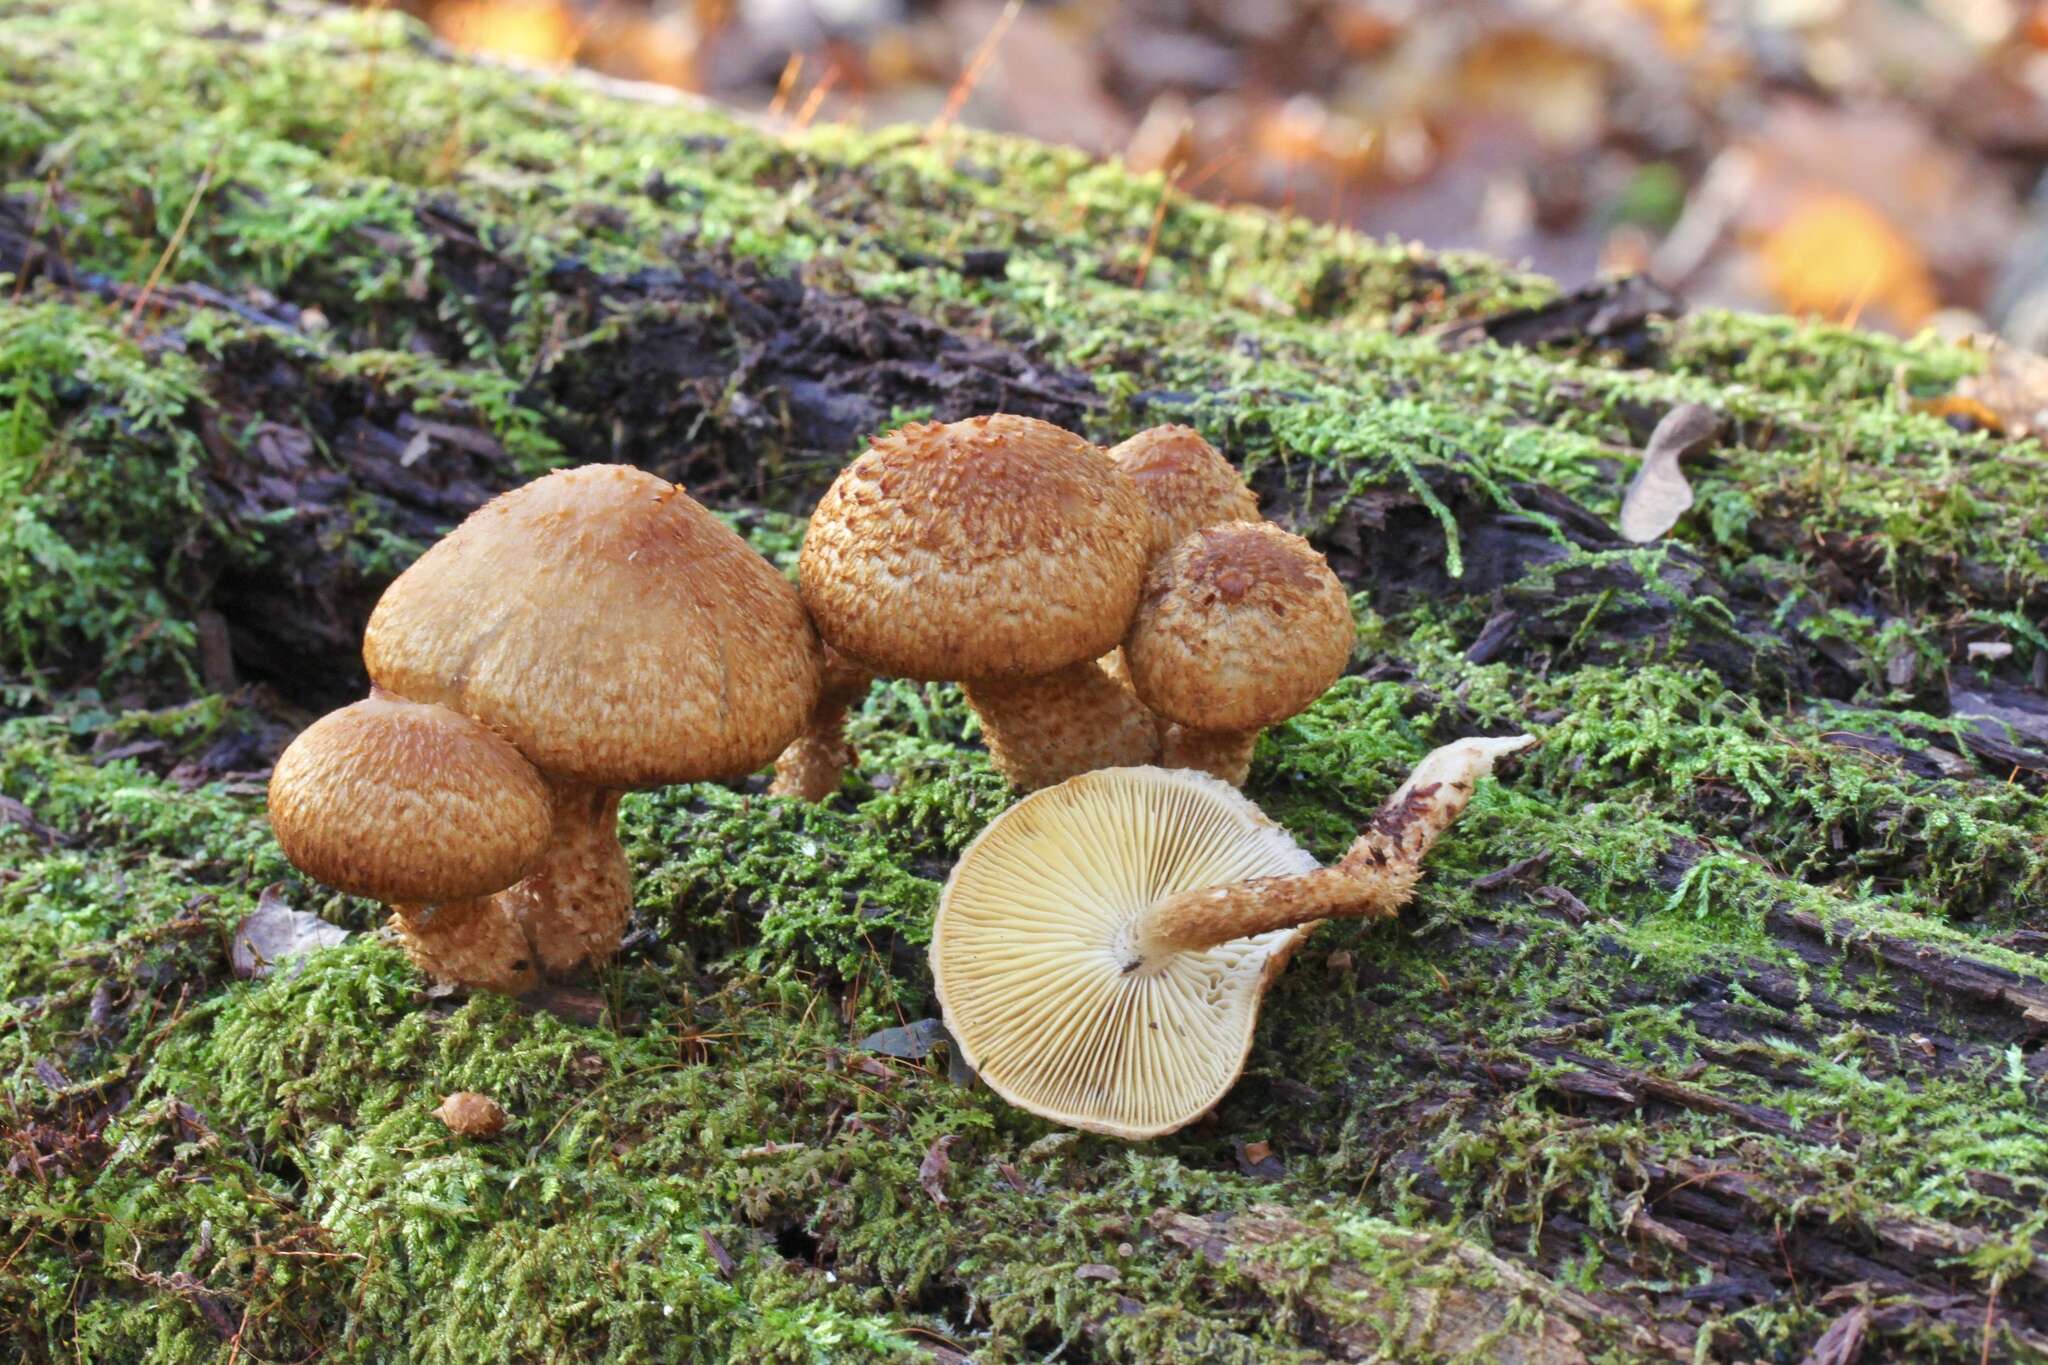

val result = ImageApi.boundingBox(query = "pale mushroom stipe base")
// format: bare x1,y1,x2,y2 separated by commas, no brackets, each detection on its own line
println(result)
932,736,1534,1139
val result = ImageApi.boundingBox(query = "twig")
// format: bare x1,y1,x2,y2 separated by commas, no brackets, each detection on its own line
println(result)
791,63,840,133
1134,160,1181,290
925,0,1022,144
8,170,59,304
126,151,220,339
766,53,803,121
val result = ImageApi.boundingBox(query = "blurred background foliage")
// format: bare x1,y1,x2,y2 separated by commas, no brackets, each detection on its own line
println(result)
371,0,2048,341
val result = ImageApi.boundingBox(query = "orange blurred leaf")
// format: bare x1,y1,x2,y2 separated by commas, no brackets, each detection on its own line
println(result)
1756,192,1936,330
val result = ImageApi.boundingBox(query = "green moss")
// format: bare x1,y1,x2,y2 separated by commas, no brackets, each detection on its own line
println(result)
4,1,2047,1360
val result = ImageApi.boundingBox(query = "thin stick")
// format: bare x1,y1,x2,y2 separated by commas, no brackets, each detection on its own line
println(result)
1134,160,1181,290
766,53,803,120
925,0,1022,144
8,170,59,304
126,151,219,338
791,63,840,133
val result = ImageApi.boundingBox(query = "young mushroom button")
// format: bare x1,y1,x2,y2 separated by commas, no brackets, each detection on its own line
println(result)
359,463,824,987
267,693,553,994
931,736,1533,1139
1124,522,1355,785
799,414,1160,789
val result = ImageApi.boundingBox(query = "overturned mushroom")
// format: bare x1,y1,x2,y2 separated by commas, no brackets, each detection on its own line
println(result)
801,414,1159,789
267,464,824,993
268,692,553,993
931,735,1533,1138
1124,522,1355,785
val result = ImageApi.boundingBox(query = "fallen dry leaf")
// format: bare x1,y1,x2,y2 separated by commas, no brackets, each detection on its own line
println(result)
1618,402,1721,543
701,1229,737,1279
1922,338,2048,438
919,1133,958,1207
433,1091,508,1137
1076,1263,1121,1282
231,885,350,980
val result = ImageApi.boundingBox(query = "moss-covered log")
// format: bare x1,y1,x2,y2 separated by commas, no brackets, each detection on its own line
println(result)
3,3,2046,1361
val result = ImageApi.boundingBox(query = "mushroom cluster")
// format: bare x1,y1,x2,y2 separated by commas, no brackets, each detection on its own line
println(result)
785,414,1354,794
268,465,824,993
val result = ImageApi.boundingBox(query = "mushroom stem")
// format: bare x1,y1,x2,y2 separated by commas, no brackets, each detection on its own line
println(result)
768,648,874,802
962,660,1163,790
1159,726,1259,785
387,778,631,992
1132,735,1535,961
501,779,630,976
390,896,541,996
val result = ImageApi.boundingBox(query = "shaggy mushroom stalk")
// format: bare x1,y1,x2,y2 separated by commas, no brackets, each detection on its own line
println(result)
960,660,1161,793
495,778,631,976
768,647,875,802
1130,734,1537,964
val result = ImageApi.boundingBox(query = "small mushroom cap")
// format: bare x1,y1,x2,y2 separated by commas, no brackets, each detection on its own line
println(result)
799,415,1149,681
1108,425,1259,559
268,695,552,904
434,1091,509,1137
1124,523,1354,733
365,465,823,787
932,766,1320,1139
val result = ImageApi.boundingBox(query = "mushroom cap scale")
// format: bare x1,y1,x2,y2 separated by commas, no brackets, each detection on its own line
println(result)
799,415,1149,681
267,694,552,904
1108,425,1259,560
1125,522,1354,733
932,766,1319,1139
364,464,822,788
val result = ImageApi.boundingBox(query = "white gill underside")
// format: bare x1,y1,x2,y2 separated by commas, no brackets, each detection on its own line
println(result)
933,767,1320,1138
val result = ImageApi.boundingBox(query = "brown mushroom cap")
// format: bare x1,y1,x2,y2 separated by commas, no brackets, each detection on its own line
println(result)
364,464,823,787
268,694,552,904
1108,425,1259,559
932,766,1320,1139
1124,522,1354,733
799,415,1149,681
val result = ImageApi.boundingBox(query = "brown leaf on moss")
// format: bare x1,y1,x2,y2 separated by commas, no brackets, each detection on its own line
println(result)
918,1133,957,1207
1618,402,1721,543
1931,339,2048,437
230,885,350,980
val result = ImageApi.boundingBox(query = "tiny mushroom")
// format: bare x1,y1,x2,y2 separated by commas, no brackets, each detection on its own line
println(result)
434,1091,509,1137
931,735,1533,1139
800,414,1160,789
268,691,553,993
1123,521,1355,785
267,464,824,994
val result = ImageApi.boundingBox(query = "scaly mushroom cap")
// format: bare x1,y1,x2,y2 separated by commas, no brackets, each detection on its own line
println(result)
1124,522,1354,733
1108,425,1259,559
799,414,1149,681
268,694,552,904
364,464,823,787
932,766,1320,1139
